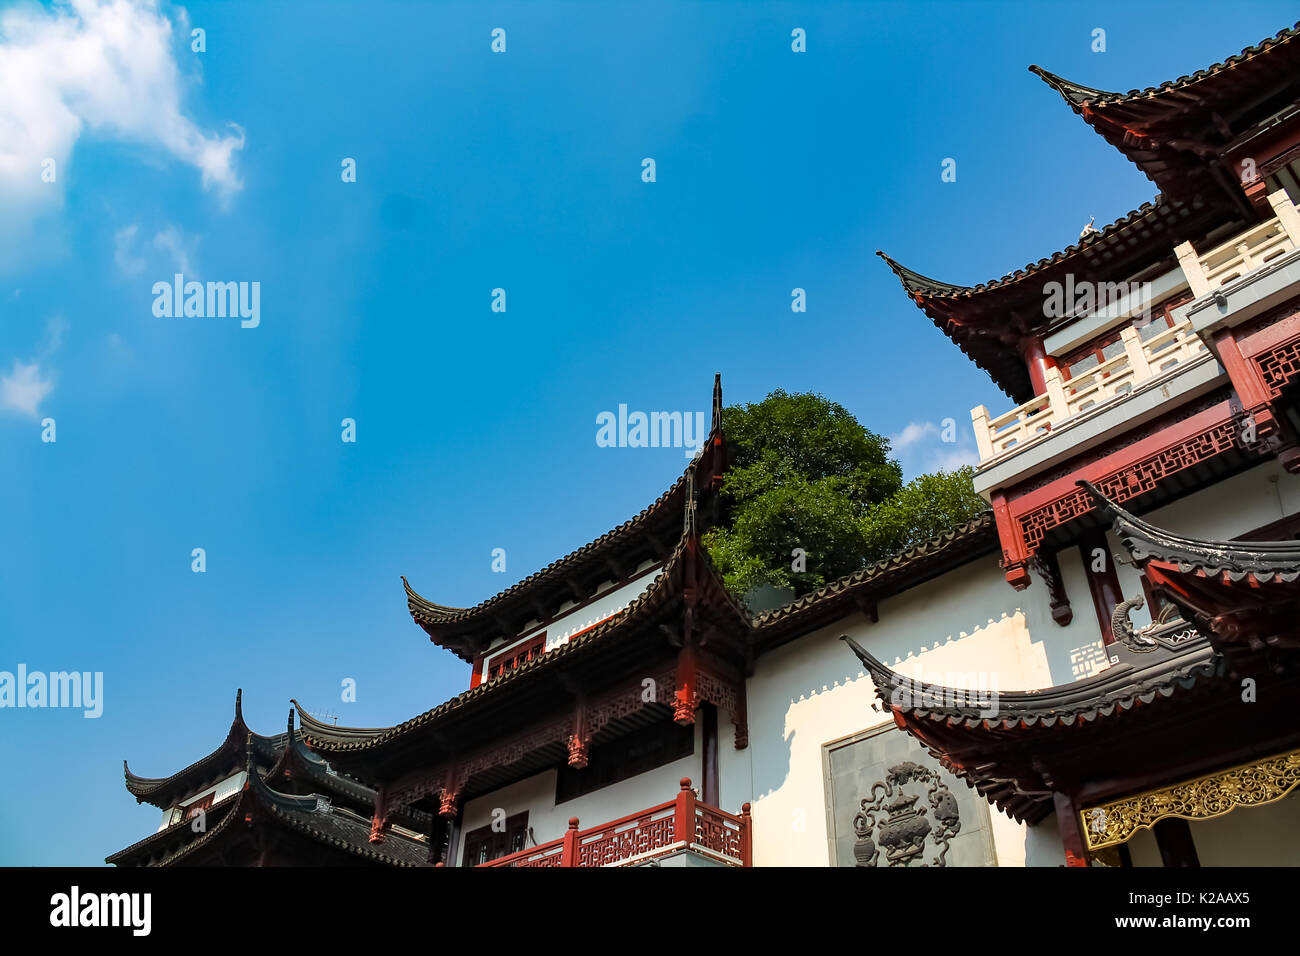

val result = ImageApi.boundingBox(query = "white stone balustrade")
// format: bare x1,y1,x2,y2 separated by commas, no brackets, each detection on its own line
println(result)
971,321,1207,464
972,191,1300,467
1176,189,1300,298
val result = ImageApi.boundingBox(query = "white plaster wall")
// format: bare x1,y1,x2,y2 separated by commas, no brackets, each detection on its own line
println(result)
744,552,1093,867
155,770,247,831
717,707,753,819
484,560,662,668
1025,812,1067,867
1190,794,1300,865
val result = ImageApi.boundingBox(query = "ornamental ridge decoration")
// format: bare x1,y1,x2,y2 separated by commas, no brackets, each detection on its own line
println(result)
1081,747,1300,851
853,761,961,867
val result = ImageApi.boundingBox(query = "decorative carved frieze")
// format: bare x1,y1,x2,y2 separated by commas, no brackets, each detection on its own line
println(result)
1018,420,1242,554
1255,335,1300,394
379,661,747,820
1081,748,1300,850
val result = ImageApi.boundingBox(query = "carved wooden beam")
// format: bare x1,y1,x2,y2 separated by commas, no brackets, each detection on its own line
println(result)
852,593,879,623
1031,550,1074,627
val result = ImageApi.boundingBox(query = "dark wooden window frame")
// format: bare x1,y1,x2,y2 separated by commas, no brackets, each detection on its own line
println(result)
486,632,547,682
183,793,214,821
461,811,530,866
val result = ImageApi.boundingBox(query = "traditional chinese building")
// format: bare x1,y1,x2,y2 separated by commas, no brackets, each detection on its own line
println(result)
109,691,430,866
112,22,1300,868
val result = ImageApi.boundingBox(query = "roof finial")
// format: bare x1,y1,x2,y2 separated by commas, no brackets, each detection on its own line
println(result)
711,373,723,434
1080,216,1099,240
684,467,698,536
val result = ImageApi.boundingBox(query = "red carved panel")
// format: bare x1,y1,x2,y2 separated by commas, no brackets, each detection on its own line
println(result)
694,805,744,860
494,842,566,868
1255,337,1300,395
1016,418,1241,553
577,808,676,866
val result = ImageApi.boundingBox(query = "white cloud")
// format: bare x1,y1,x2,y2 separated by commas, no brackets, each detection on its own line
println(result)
1,316,68,418
151,225,198,276
889,420,979,480
1,360,54,417
891,421,940,451
0,0,243,256
114,221,199,276
113,223,145,275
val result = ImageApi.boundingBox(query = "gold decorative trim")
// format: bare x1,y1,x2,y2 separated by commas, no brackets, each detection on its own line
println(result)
1081,748,1300,850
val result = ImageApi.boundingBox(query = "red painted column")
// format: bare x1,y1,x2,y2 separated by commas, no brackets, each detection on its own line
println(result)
1215,330,1277,437
1054,792,1091,867
1078,530,1123,645
740,803,753,867
1021,336,1057,396
560,817,580,867
673,777,697,849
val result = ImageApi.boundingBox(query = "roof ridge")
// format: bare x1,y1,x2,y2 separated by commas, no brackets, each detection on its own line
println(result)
1030,22,1300,110
753,511,995,627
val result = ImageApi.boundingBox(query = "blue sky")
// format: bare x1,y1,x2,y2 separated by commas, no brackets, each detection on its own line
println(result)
1,0,1293,865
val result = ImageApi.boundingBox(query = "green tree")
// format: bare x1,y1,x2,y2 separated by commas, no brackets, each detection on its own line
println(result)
702,390,988,602
859,466,989,560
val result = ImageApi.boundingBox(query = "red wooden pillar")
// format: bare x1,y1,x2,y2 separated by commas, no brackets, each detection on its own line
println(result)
1054,792,1091,867
1078,530,1123,645
560,817,580,867
673,777,697,850
1021,336,1057,396
740,802,753,867
1216,330,1277,437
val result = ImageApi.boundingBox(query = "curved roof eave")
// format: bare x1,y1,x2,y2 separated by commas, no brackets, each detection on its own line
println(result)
1081,480,1300,578
122,689,282,807
402,376,728,658
1029,23,1300,112
303,527,750,756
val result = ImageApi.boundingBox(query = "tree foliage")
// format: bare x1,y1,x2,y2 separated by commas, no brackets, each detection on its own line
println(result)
702,390,988,601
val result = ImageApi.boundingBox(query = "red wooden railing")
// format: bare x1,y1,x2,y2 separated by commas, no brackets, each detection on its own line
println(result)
479,778,752,867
